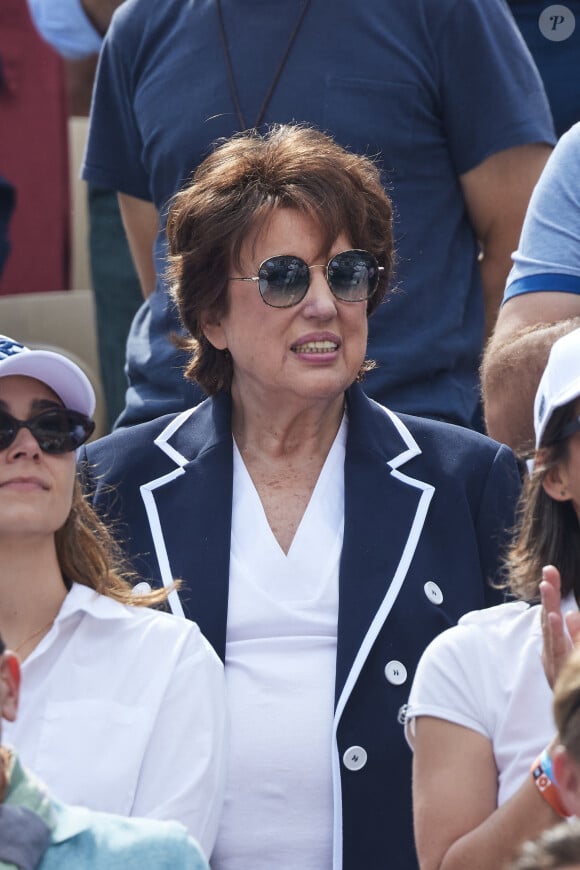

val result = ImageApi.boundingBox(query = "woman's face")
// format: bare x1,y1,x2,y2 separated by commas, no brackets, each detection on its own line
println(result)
560,437,580,523
541,400,580,522
0,375,76,540
202,208,369,413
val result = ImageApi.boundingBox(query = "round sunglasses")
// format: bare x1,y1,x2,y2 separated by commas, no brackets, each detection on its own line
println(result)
0,408,95,454
230,249,384,308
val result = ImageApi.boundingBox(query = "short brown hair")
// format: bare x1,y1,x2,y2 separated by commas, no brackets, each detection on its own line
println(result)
481,317,580,456
166,124,394,394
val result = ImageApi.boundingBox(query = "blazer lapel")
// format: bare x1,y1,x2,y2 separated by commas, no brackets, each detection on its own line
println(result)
139,395,233,660
334,386,435,715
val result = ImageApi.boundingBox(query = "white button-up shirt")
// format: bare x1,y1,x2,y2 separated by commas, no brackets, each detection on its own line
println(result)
5,583,227,858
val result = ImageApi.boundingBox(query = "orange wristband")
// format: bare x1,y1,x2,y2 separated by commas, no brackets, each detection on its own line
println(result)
531,751,572,818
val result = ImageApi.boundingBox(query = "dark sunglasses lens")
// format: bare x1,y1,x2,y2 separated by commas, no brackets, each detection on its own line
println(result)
0,410,18,450
258,256,310,308
31,410,95,453
328,251,379,301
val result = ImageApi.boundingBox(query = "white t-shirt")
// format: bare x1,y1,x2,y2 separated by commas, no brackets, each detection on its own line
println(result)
211,419,346,870
406,595,577,805
5,582,227,857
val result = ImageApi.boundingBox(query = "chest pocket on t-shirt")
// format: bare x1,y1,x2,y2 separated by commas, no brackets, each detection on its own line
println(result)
323,78,418,177
33,698,150,816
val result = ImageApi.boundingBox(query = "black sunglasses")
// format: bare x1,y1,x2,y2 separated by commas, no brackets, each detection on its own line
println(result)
230,249,384,308
0,408,95,454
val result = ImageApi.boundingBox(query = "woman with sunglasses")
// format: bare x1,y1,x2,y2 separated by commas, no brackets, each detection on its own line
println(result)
408,326,580,869
0,336,226,858
81,124,521,870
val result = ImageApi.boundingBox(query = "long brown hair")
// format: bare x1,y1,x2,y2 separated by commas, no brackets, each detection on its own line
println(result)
554,647,580,763
504,401,580,602
0,633,12,800
55,480,169,607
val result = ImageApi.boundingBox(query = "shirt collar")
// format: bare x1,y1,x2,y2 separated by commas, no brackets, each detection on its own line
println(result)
20,584,134,670
56,582,135,624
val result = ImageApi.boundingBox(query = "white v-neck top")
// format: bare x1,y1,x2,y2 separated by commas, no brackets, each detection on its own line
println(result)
211,418,347,870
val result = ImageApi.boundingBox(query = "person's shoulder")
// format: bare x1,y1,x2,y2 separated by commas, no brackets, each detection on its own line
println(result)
350,387,514,468
81,410,185,477
426,600,534,658
548,121,580,167
91,411,180,450
558,121,580,146
458,599,537,634
397,411,487,441
79,397,229,501
101,0,186,71
65,583,206,647
397,410,510,461
85,587,209,649
119,599,206,645
419,0,517,29
49,802,208,868
84,396,221,459
109,0,177,31
449,600,541,666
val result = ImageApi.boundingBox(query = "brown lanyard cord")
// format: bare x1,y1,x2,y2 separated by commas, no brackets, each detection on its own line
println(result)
216,0,313,131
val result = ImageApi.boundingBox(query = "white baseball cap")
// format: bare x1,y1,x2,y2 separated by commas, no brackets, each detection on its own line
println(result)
0,335,95,417
534,326,580,449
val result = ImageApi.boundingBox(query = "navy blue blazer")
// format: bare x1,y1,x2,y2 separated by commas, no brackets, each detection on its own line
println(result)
80,383,520,870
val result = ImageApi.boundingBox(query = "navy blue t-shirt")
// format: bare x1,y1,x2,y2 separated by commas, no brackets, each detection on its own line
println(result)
83,0,555,428
508,1,580,137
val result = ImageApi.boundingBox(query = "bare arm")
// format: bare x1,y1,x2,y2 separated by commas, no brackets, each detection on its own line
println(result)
413,567,580,870
81,0,125,35
412,718,559,870
491,293,580,345
118,193,159,299
460,143,552,342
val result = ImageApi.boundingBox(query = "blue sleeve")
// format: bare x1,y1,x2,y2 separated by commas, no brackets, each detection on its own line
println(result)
430,0,555,176
27,0,103,59
82,0,152,201
504,122,580,302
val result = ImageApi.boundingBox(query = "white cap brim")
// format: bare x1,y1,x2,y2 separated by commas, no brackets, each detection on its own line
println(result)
534,326,580,448
0,345,95,417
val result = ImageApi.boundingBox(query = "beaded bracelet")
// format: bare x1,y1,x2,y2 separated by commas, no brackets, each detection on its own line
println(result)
530,749,572,818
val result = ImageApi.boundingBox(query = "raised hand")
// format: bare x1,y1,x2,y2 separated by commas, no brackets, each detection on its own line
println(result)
541,564,571,689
